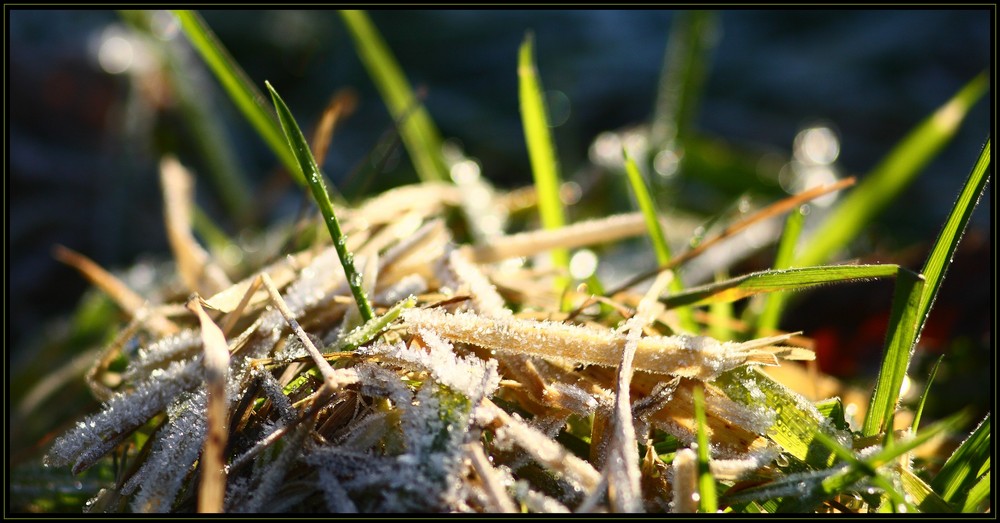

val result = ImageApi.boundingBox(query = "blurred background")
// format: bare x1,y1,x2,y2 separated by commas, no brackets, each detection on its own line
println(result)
8,10,991,428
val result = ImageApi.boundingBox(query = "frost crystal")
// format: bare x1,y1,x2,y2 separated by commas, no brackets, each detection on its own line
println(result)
359,333,500,402
46,359,203,472
128,391,207,513
124,329,201,380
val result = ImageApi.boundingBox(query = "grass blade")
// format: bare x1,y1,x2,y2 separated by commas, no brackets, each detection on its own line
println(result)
910,355,944,434
172,10,301,185
519,32,569,289
662,264,899,308
339,10,448,183
960,471,990,513
717,367,840,468
863,139,990,437
118,10,253,224
861,269,925,436
914,138,991,341
931,414,990,504
692,386,718,513
651,10,717,148
623,150,673,268
266,81,374,322
898,467,954,513
794,73,988,267
755,207,806,336
186,298,230,513
776,412,965,512
622,150,696,331
328,295,416,353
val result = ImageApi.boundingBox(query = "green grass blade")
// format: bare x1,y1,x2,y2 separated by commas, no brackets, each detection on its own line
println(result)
814,398,851,432
662,264,899,308
622,150,696,332
794,73,988,267
651,10,717,148
899,467,954,513
910,355,944,434
708,286,733,341
327,295,416,353
692,386,717,513
623,150,673,267
717,367,841,469
266,81,374,322
339,10,448,183
863,141,990,438
173,10,302,185
868,410,968,469
914,138,991,339
861,269,925,436
119,10,253,224
191,204,236,259
960,471,990,513
519,32,569,289
756,207,806,336
932,414,990,503
789,413,965,513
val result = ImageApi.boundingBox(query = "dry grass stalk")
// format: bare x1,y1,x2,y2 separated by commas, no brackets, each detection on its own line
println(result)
605,271,674,512
186,297,229,513
260,272,357,396
52,245,178,336
467,212,649,263
671,448,699,513
160,157,231,297
403,307,800,381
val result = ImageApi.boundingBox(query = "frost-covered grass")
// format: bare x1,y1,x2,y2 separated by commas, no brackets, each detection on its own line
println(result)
12,9,991,514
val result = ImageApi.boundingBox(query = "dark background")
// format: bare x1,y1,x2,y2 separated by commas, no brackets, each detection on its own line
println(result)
8,9,991,392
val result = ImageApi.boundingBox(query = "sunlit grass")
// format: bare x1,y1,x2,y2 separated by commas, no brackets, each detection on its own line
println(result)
13,9,990,515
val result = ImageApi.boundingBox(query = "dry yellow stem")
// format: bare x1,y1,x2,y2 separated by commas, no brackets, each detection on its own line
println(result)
478,398,601,492
53,244,178,336
261,273,358,395
466,442,519,513
403,307,793,381
466,212,649,263
671,448,699,513
160,156,231,297
605,271,673,512
186,297,230,514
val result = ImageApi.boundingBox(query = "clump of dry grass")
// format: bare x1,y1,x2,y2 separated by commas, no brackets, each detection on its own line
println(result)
43,157,823,513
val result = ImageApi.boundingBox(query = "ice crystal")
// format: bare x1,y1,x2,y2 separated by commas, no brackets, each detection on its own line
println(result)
359,332,500,402
229,424,308,513
123,329,201,380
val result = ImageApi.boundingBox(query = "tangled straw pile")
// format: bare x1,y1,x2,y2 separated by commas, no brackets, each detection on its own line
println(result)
42,157,824,513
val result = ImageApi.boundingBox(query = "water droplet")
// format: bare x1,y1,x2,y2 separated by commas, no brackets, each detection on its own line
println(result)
775,453,789,467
